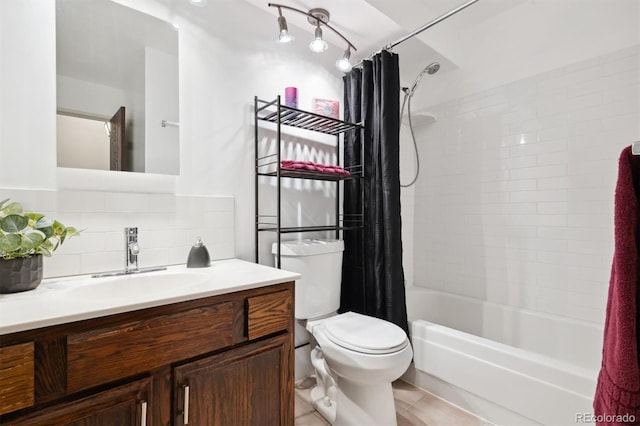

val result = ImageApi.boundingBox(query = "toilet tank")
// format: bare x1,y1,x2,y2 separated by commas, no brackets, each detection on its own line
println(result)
273,239,344,320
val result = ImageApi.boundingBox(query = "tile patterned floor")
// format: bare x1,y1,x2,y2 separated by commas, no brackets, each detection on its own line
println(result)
295,379,492,426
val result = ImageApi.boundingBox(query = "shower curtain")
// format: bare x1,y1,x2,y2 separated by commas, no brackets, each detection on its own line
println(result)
340,51,409,335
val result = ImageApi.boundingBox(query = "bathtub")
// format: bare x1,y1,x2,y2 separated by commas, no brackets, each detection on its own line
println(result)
402,287,602,426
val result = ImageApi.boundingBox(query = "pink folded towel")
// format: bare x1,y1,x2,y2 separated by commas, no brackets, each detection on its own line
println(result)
281,160,350,176
315,163,349,175
281,160,314,165
280,161,317,171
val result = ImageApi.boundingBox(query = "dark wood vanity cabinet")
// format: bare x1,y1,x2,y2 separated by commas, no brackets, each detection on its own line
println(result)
174,335,289,426
0,281,294,426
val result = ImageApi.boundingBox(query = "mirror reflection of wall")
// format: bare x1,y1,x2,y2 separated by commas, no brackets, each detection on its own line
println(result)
55,0,179,174
56,113,110,170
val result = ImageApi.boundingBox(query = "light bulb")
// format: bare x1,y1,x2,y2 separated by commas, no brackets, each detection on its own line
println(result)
336,58,352,72
309,25,328,53
336,48,352,72
279,31,295,43
277,15,294,43
310,38,328,53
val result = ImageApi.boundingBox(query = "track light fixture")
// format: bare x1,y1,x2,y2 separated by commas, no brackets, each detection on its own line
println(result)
268,3,357,72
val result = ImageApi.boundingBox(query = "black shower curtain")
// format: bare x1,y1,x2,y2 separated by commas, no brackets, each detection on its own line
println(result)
340,51,409,335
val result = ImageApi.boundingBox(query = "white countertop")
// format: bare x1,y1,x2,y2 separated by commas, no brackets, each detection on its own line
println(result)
0,259,300,335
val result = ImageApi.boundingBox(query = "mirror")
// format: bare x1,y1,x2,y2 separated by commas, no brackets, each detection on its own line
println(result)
56,0,179,174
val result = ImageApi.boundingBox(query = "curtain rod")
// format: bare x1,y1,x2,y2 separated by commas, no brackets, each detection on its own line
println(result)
353,0,480,68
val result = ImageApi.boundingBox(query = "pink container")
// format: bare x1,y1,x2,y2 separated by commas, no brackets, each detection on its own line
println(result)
284,87,298,108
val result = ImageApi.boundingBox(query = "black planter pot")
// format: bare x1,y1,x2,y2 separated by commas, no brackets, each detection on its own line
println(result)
0,255,44,294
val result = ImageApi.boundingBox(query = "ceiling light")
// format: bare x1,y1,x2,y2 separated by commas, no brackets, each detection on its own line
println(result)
189,0,207,6
336,48,352,72
309,24,328,53
277,8,294,43
267,3,358,73
278,17,295,43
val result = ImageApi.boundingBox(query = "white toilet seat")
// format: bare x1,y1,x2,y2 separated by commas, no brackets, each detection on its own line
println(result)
309,311,409,355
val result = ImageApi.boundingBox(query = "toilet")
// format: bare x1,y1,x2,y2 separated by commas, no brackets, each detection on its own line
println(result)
274,239,413,426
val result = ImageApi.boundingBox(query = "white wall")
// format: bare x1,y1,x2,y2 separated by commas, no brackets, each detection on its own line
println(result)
173,20,342,263
56,115,110,170
57,75,125,118
57,56,145,173
411,44,639,339
0,0,343,277
145,47,179,174
415,0,640,110
402,0,639,332
399,124,416,287
0,0,57,189
0,188,235,278
125,53,146,173
402,0,638,291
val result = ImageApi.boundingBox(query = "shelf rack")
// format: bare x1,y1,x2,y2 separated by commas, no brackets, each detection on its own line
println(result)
256,98,361,135
254,96,364,267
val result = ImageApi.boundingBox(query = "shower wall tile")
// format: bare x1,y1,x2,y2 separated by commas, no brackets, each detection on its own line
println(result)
2,189,235,278
413,45,640,327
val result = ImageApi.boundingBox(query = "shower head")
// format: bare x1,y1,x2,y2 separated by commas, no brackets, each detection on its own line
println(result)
426,62,440,74
407,62,440,96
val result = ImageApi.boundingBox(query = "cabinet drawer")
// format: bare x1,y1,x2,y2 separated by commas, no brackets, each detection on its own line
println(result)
1,377,151,426
0,342,35,415
247,290,292,340
67,302,234,393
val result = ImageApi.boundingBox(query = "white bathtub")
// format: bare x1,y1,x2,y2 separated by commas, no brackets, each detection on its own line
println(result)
402,287,602,425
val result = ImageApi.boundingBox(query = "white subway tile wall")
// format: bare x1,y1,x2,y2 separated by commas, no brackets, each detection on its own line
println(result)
413,45,639,325
1,189,235,278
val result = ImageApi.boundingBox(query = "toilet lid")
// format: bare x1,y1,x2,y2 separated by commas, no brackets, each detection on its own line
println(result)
323,312,408,354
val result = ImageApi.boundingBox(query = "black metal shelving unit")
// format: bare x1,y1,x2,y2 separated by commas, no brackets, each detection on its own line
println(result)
254,96,364,267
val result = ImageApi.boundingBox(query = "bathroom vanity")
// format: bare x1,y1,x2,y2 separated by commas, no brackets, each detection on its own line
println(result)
0,259,298,425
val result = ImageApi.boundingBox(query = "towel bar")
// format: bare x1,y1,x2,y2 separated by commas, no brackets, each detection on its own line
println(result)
161,120,180,128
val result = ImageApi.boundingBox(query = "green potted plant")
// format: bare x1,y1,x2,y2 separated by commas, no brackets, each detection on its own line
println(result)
0,199,79,293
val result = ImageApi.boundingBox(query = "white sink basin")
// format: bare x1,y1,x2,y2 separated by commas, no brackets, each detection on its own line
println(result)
52,270,210,300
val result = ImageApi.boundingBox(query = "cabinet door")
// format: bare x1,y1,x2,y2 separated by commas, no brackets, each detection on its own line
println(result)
174,334,292,426
2,377,150,426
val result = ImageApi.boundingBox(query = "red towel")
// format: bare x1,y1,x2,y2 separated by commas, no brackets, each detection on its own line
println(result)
594,146,640,425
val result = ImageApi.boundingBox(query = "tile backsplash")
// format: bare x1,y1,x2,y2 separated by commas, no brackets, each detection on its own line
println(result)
1,189,234,278
412,45,639,324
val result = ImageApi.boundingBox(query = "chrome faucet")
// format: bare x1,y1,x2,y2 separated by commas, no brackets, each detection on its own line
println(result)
125,227,140,272
91,227,166,278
